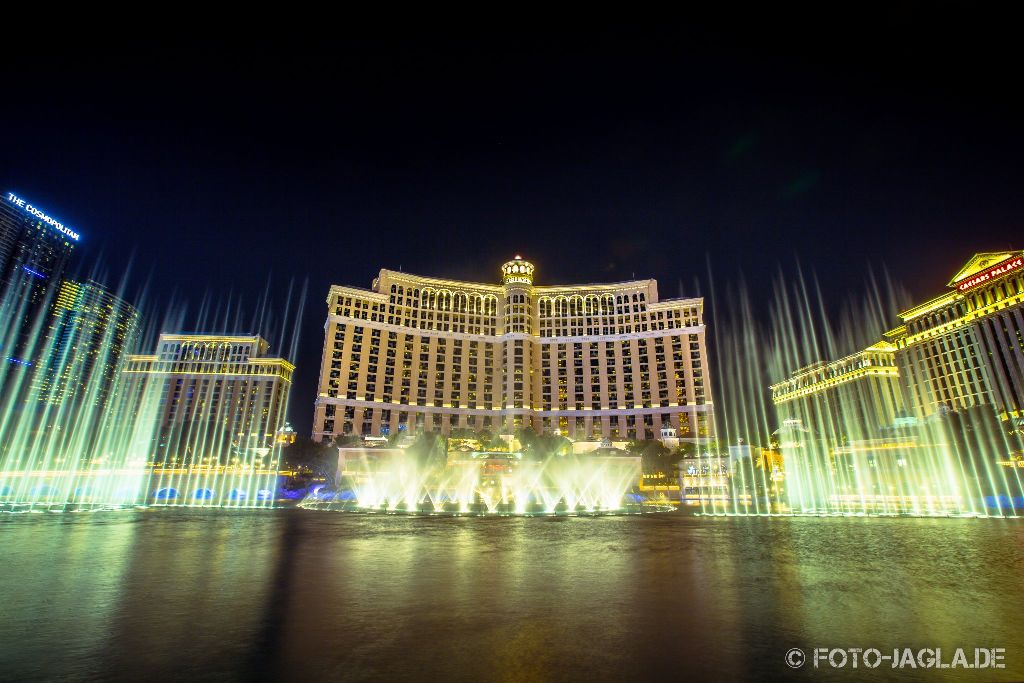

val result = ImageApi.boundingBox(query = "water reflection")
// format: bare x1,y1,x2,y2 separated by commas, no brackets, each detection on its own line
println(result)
0,513,137,680
1,510,1022,681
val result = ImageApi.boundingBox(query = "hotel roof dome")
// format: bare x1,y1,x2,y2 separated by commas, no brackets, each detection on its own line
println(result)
501,256,535,285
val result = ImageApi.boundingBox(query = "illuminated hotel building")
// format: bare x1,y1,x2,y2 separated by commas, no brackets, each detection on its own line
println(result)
886,251,1024,422
33,279,140,409
313,257,714,442
771,251,1024,428
770,341,905,439
123,334,295,463
0,192,79,367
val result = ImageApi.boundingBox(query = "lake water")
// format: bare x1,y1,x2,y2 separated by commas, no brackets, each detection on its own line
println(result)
1,508,1022,681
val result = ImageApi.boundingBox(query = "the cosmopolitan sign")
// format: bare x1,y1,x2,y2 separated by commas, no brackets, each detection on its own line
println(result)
5,192,81,241
954,256,1023,292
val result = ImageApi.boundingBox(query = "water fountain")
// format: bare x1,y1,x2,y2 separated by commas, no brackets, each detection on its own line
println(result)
0,266,304,512
4,251,1021,519
707,266,1024,517
299,436,648,516
0,272,154,511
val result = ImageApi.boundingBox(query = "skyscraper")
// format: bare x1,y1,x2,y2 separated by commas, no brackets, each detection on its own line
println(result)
33,279,140,410
0,192,80,369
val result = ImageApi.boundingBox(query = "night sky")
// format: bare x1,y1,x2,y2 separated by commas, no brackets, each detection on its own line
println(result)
2,19,1019,434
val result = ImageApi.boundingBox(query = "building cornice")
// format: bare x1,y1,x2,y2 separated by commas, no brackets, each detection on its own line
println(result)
327,284,389,303
371,268,666,298
771,340,898,397
377,269,505,293
158,334,268,345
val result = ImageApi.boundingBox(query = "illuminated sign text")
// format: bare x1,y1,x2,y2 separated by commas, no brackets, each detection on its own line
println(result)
954,256,1023,292
5,192,80,241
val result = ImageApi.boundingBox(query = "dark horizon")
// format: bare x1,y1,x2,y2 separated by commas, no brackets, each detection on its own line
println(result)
2,20,1020,434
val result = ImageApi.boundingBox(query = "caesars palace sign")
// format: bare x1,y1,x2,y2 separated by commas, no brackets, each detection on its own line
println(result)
953,256,1023,293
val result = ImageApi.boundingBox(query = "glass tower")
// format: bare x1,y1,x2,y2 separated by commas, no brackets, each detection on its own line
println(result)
0,193,79,369
32,279,140,410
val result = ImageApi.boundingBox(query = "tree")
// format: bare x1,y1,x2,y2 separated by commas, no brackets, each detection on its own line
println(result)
475,429,496,449
517,427,572,461
282,436,340,488
673,441,698,458
515,426,539,452
504,429,570,461
628,440,675,476
545,434,572,457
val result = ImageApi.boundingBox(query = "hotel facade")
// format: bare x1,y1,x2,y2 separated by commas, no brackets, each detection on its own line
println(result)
771,251,1024,432
770,341,905,440
887,251,1024,422
313,258,715,442
123,334,295,464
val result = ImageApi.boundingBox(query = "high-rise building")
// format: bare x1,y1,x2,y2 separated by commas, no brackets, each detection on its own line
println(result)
0,192,80,368
313,257,715,442
32,279,140,410
122,334,295,464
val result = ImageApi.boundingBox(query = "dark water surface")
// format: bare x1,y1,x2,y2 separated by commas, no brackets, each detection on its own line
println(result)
1,508,1022,681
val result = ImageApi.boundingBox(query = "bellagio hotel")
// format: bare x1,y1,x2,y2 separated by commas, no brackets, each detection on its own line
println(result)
312,257,714,442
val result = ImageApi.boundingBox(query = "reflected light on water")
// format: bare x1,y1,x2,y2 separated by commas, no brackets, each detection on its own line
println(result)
1,509,1023,680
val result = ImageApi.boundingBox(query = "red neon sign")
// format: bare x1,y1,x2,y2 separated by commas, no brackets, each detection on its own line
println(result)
954,256,1024,292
